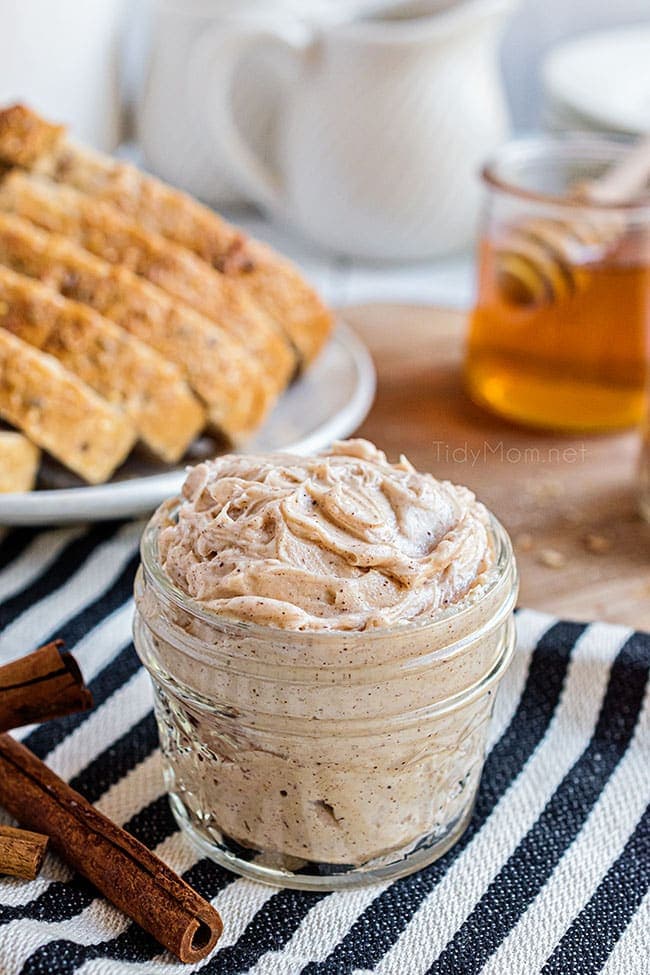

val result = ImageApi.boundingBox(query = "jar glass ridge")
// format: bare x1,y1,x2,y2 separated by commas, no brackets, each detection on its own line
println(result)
133,508,518,890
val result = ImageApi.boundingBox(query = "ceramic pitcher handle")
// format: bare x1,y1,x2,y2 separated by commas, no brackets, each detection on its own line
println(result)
187,18,309,211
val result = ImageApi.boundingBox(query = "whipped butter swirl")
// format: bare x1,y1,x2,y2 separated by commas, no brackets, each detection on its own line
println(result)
157,439,494,631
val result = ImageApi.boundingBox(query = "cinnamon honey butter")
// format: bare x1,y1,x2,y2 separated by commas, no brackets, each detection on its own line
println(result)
134,440,518,889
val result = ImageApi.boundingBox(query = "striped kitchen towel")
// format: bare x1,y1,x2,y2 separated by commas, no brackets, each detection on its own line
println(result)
0,520,648,975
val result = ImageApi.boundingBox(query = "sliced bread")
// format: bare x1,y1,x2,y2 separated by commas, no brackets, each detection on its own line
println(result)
0,104,332,366
0,265,205,463
0,212,273,440
0,430,40,492
0,171,296,390
0,329,136,483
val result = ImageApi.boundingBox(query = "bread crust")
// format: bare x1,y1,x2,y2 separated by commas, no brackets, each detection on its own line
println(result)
0,105,333,366
0,213,272,440
0,430,40,492
0,329,135,484
0,265,205,463
0,104,64,168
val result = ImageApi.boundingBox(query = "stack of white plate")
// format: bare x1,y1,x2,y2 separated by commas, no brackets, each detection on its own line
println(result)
542,25,650,136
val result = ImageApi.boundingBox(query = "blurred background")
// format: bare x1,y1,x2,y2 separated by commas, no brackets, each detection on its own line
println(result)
119,0,650,133
1,0,648,309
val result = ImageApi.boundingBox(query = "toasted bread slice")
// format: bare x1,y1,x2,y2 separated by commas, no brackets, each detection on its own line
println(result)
0,105,333,366
0,265,204,463
0,213,273,440
0,171,295,390
0,429,40,492
44,148,334,365
0,329,135,483
241,238,333,365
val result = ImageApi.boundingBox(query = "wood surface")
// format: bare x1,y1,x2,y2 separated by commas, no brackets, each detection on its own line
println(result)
343,303,650,631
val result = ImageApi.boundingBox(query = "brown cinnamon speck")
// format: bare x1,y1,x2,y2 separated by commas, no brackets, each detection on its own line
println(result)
584,533,611,555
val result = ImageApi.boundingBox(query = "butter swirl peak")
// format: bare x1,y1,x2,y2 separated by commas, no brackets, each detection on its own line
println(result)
157,439,494,631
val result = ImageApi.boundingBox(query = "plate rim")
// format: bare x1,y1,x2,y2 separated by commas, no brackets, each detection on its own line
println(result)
542,26,650,135
0,320,376,525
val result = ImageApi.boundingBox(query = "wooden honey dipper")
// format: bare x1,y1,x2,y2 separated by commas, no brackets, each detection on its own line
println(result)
496,135,650,307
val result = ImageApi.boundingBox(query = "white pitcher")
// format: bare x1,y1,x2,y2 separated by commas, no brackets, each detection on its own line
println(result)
191,0,515,259
140,1,286,204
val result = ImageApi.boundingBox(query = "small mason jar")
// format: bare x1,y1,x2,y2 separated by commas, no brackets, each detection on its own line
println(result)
466,134,650,432
133,506,518,891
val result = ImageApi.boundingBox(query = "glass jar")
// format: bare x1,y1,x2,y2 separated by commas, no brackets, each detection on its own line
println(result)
133,508,518,891
466,135,650,432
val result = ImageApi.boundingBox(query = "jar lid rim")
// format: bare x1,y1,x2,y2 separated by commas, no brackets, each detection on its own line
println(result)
482,133,650,213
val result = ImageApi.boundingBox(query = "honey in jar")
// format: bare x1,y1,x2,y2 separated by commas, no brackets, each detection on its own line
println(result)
465,137,650,432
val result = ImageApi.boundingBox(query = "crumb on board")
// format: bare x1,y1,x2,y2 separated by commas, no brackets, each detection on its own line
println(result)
514,532,534,552
525,478,565,502
537,548,567,569
562,507,587,526
583,533,612,555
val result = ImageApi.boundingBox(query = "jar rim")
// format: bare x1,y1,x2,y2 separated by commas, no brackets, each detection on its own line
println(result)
139,502,516,645
482,133,650,214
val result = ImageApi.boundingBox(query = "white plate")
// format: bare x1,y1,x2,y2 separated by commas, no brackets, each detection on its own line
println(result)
543,27,650,137
0,322,375,526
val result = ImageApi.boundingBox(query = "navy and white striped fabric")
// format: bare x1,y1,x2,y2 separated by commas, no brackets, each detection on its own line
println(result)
0,521,648,975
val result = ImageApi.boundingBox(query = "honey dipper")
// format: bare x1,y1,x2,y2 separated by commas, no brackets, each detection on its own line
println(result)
496,135,650,307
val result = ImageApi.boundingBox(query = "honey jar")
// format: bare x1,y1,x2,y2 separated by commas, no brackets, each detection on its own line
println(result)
465,136,650,432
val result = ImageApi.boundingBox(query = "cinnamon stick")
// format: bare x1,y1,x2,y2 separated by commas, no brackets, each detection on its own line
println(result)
0,823,49,878
0,733,222,962
0,640,93,732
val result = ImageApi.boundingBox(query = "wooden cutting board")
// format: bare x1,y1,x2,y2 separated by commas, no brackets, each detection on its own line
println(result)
343,303,650,630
